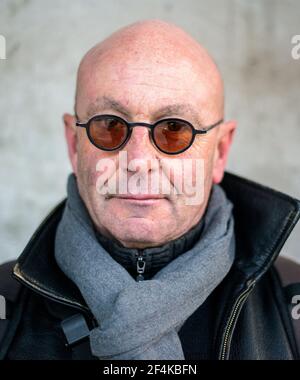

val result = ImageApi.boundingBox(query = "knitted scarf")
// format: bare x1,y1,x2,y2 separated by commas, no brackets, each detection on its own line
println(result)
55,174,235,360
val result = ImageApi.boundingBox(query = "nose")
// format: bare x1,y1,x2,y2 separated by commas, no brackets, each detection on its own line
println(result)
124,126,159,163
120,126,161,179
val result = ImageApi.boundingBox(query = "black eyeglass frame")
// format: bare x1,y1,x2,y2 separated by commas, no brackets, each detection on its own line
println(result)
76,114,223,155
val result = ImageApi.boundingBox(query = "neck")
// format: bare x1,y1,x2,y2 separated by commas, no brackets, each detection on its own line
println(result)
95,218,204,281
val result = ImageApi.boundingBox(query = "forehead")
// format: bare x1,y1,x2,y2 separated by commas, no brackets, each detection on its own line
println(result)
84,96,201,122
77,52,217,122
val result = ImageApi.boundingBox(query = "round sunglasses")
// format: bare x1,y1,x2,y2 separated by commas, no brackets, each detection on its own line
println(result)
76,114,223,155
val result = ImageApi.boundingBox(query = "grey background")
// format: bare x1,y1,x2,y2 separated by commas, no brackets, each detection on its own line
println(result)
0,0,299,264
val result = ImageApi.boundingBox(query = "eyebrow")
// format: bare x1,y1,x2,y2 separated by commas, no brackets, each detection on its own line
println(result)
85,96,131,119
83,96,202,124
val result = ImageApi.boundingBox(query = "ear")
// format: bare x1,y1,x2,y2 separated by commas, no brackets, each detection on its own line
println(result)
212,120,237,184
63,113,78,175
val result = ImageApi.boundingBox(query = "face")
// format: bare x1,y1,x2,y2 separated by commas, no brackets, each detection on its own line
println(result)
64,38,236,248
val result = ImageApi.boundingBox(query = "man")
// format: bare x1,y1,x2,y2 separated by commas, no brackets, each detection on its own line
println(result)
0,20,300,360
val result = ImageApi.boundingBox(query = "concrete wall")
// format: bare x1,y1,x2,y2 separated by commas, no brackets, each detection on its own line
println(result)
0,0,299,264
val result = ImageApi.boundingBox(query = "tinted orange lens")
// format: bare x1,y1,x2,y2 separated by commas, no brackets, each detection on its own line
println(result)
153,120,193,153
89,117,127,149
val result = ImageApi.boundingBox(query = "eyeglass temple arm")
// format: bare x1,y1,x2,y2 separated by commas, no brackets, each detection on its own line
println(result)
76,122,86,128
196,119,224,134
74,111,87,128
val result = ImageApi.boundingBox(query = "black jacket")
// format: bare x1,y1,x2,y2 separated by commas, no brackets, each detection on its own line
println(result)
1,172,300,360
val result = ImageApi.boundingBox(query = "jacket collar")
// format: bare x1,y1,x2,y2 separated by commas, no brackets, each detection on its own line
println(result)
13,171,300,316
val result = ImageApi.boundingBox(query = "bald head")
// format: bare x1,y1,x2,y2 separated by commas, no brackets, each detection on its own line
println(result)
75,20,224,121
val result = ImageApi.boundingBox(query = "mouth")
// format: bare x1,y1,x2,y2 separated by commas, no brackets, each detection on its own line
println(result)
108,194,166,205
115,194,165,200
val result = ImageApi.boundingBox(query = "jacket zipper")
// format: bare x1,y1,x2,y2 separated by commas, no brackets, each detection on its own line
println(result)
136,249,146,281
219,279,256,360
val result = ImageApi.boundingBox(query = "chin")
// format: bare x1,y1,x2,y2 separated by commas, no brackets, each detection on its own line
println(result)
115,220,163,248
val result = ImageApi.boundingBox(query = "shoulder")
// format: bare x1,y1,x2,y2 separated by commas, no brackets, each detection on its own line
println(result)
274,256,300,358
274,256,300,286
0,260,22,303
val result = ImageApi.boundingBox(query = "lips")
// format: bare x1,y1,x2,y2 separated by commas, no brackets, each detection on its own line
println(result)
113,194,165,200
116,194,164,200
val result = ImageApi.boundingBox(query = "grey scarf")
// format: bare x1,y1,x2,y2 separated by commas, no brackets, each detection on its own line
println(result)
55,174,235,360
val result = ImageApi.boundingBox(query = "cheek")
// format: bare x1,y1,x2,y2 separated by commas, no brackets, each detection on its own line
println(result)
77,139,113,189
182,137,212,172
186,135,213,158
178,138,216,198
159,157,203,204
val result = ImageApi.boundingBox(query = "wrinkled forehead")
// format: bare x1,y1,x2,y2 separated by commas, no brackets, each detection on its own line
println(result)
75,40,223,123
